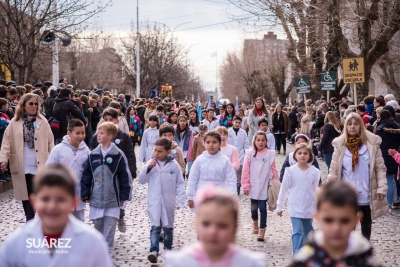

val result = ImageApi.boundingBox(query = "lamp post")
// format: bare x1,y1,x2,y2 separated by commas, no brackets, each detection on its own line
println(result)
136,0,140,99
52,0,59,86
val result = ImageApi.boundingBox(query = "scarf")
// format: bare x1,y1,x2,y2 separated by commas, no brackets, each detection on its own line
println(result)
23,115,36,149
257,108,263,117
346,134,363,171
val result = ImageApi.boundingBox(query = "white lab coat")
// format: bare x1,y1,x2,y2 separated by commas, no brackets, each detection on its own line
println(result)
276,164,320,218
46,135,90,211
164,244,265,267
244,149,275,200
0,215,113,267
228,127,249,165
138,157,186,228
139,126,159,162
201,119,219,131
187,151,237,200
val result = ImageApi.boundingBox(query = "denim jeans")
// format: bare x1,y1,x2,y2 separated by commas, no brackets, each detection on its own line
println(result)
290,217,313,255
289,123,297,141
150,226,173,253
323,153,333,173
250,199,267,229
236,165,243,188
386,174,397,206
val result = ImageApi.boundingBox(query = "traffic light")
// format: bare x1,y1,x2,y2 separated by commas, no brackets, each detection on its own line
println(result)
167,85,172,97
161,86,166,97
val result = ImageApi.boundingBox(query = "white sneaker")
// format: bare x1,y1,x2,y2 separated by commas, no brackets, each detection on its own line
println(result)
147,251,158,263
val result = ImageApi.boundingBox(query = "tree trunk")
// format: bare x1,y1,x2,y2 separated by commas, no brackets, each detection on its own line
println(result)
18,67,25,85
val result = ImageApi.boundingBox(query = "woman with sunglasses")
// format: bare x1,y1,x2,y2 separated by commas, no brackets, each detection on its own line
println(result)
0,93,54,222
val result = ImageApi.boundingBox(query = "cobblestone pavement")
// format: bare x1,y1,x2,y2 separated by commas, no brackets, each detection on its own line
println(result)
0,144,399,266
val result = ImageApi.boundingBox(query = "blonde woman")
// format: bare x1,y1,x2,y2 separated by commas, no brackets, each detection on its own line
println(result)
328,113,387,240
318,111,342,171
0,94,54,221
300,106,313,138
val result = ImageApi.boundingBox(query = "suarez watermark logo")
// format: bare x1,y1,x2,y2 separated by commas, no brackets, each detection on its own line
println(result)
26,237,71,254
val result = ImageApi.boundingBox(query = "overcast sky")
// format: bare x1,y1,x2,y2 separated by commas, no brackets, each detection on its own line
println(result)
92,0,279,95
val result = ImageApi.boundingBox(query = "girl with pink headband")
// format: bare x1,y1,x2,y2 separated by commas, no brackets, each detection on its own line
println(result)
165,184,265,267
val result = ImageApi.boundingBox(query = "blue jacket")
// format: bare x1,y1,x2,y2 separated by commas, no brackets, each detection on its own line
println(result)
174,129,192,151
81,143,132,208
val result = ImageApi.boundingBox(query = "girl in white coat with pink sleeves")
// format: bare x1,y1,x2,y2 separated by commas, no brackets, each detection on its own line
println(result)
241,131,279,242
165,185,265,267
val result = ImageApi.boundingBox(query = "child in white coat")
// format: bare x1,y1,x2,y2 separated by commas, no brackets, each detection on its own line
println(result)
187,131,237,209
258,118,275,151
165,185,265,267
46,119,90,221
139,115,160,162
216,126,240,171
276,143,321,255
0,165,113,267
138,138,186,264
228,116,249,195
241,131,279,242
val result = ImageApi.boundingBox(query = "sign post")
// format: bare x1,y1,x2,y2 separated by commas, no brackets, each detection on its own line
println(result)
295,76,311,101
342,57,365,105
320,71,337,102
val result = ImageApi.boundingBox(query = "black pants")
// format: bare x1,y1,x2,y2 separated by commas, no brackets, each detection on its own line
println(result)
274,133,286,152
289,124,297,141
22,174,35,222
358,205,372,240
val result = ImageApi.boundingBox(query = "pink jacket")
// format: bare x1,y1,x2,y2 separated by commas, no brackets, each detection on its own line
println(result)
391,152,400,180
241,148,279,192
221,145,240,171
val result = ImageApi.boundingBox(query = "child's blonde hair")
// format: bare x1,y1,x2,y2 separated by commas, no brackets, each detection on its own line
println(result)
293,143,314,163
97,122,118,138
215,126,228,136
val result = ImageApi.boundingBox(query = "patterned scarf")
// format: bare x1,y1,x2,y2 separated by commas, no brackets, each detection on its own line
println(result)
346,134,362,171
23,115,36,149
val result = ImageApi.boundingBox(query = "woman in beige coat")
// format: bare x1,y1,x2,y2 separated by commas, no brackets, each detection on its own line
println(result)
300,106,313,138
0,93,54,221
328,113,387,240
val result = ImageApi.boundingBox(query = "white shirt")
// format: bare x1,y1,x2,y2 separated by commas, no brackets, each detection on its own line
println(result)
342,144,370,205
276,164,320,218
23,142,37,174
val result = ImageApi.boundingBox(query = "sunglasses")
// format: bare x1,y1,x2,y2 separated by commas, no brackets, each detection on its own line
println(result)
27,102,39,106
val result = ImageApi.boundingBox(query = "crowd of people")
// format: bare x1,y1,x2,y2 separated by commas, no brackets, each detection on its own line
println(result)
0,78,397,267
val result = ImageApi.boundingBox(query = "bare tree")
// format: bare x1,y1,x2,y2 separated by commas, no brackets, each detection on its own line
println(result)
121,22,202,99
228,0,400,99
0,0,110,84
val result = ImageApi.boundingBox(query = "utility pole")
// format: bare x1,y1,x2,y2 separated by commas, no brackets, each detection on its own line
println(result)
52,0,59,86
136,0,140,98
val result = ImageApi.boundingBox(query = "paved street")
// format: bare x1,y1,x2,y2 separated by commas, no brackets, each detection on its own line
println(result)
0,144,399,266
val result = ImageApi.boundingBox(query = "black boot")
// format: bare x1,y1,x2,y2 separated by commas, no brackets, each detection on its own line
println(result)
237,186,240,195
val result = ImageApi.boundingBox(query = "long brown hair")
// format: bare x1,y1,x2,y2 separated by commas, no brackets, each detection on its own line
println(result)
252,97,268,117
15,93,46,121
324,111,341,130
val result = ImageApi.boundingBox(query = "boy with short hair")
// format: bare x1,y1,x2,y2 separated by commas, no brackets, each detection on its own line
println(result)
228,116,249,195
0,164,113,266
138,138,186,264
289,180,382,267
191,124,208,162
156,105,168,125
157,124,186,175
46,119,91,221
81,122,132,250
201,108,219,130
258,118,275,150
91,107,136,232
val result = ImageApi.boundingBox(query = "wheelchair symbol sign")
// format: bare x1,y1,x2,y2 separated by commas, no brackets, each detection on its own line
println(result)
295,77,311,93
320,71,337,91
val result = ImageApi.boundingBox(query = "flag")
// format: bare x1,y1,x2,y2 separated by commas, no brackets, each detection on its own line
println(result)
210,52,217,57
235,95,239,114
197,101,203,121
206,96,212,109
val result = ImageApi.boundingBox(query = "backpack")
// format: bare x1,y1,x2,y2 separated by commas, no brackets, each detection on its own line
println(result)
48,117,60,137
